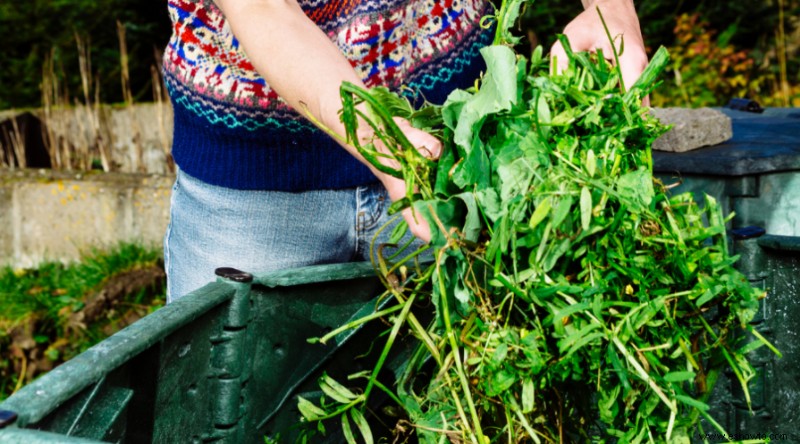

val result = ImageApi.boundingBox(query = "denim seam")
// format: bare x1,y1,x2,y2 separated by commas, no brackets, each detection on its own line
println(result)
354,186,365,260
163,176,181,303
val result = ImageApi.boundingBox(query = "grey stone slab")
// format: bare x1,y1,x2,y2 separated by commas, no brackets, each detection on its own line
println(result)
651,107,733,153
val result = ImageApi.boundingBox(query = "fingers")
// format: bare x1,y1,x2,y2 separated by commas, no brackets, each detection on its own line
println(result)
552,41,650,107
552,29,647,79
393,117,442,160
550,0,648,102
381,169,432,242
617,47,648,94
402,206,431,242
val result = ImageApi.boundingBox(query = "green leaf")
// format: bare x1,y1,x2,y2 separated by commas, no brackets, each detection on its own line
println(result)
663,371,696,383
367,86,413,118
543,237,571,272
616,167,654,211
341,414,357,444
550,107,583,126
476,188,503,222
388,219,409,244
320,374,359,404
448,45,518,189
488,369,517,396
675,395,709,412
34,334,49,344
490,343,509,367
598,385,620,423
547,301,590,328
297,396,326,421
585,149,597,177
420,191,483,248
557,322,601,353
552,195,574,228
350,409,374,444
493,0,526,45
522,377,535,413
626,46,671,99
695,288,719,308
454,275,473,315
528,198,552,231
497,155,535,203
533,91,552,131
580,186,592,230
667,428,691,444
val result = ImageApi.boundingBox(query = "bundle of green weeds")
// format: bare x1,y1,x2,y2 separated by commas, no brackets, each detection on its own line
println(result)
297,1,775,442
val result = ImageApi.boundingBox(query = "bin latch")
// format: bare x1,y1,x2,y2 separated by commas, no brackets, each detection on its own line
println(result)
0,410,17,429
730,226,766,240
215,267,254,283
726,98,764,113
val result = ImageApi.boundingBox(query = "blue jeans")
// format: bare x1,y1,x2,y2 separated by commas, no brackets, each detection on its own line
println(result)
163,170,418,302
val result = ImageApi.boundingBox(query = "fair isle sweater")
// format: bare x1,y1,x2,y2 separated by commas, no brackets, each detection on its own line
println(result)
163,0,493,191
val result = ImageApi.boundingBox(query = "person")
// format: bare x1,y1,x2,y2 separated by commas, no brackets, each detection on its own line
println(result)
162,0,647,301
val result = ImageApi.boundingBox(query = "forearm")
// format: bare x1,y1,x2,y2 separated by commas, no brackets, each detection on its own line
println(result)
214,0,367,158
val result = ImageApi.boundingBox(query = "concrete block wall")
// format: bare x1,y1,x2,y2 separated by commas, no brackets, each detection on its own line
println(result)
0,169,173,269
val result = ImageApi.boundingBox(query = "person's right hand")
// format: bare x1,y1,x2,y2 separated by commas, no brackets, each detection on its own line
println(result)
550,0,648,102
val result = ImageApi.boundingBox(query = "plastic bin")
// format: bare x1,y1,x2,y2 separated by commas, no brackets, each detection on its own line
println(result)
0,262,400,443
655,107,800,442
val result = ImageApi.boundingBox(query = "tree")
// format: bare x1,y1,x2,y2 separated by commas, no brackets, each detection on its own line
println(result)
0,0,171,109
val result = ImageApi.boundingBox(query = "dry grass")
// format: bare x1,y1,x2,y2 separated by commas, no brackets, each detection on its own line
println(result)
3,22,173,174
117,20,145,174
40,50,73,170
1,111,26,169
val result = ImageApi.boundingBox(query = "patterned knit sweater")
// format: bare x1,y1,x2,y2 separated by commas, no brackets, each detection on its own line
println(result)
164,0,493,190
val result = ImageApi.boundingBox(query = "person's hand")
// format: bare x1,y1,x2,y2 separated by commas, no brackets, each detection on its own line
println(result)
551,0,648,99
372,118,441,243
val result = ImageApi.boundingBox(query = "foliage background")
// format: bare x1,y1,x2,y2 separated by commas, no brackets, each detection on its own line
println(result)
522,0,800,107
0,1,797,108
0,0,171,110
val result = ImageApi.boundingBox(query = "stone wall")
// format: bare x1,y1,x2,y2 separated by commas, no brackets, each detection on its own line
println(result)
0,169,173,269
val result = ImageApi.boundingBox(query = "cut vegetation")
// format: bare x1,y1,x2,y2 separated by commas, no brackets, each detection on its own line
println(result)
296,1,777,442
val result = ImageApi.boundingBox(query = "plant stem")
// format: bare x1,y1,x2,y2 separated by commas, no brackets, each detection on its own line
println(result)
435,259,486,444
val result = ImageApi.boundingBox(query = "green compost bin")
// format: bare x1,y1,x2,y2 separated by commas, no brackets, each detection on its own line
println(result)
0,262,412,443
654,107,800,442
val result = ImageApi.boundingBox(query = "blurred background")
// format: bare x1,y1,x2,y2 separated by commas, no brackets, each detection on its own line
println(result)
523,0,800,108
0,0,171,111
0,0,797,112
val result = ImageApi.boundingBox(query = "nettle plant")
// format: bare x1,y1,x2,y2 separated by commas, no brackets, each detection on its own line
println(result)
296,1,777,442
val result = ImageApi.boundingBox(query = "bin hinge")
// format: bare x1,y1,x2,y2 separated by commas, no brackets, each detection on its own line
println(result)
203,268,256,443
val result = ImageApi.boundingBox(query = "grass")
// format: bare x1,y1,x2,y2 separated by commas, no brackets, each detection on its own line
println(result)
0,242,165,400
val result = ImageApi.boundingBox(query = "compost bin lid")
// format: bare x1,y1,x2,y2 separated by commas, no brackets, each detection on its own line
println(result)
653,107,800,176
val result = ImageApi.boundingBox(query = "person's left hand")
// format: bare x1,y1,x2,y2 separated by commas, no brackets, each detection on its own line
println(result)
550,0,648,98
373,118,441,243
